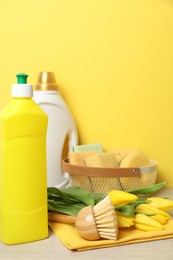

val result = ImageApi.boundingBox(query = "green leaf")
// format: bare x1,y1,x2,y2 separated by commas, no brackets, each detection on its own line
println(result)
127,181,167,195
130,197,147,206
47,186,95,216
47,187,80,204
60,186,94,206
48,199,85,216
116,204,135,217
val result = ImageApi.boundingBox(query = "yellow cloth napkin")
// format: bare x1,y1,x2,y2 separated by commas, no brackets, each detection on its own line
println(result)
49,219,173,251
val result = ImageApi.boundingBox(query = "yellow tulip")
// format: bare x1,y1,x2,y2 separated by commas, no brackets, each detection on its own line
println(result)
135,213,163,231
135,203,170,221
150,214,168,225
147,197,173,211
108,190,137,207
116,211,134,228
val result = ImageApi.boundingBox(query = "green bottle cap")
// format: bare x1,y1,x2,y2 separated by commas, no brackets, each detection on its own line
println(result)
16,73,28,84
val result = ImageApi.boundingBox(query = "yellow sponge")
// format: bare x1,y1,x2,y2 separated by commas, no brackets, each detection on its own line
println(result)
119,151,153,190
73,143,103,153
111,148,139,165
84,152,118,168
69,150,98,166
120,151,151,168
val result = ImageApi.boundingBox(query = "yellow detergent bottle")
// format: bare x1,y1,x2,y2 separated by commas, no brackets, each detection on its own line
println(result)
0,73,48,244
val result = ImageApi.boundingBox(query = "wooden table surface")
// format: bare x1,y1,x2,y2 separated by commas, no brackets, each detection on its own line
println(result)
1,188,173,260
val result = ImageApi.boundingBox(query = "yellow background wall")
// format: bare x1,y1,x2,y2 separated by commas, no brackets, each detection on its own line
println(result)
0,0,173,186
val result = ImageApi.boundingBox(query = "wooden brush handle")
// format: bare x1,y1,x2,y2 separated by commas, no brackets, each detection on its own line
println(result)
48,212,76,224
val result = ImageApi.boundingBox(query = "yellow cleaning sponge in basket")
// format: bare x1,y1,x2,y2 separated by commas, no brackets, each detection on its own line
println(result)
84,152,118,168
119,151,153,190
69,150,98,166
73,143,103,153
120,151,151,168
111,148,139,165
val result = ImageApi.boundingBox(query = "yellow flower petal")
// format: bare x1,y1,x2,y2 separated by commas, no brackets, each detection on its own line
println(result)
116,211,134,228
135,213,163,231
147,197,173,211
108,190,137,206
135,203,170,221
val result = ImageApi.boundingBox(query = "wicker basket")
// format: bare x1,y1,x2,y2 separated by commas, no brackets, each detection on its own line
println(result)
62,159,157,194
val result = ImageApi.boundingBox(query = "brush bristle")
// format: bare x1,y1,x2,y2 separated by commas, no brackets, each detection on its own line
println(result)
93,196,118,240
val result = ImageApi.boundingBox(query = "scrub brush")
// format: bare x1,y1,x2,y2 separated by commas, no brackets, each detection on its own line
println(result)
49,190,137,241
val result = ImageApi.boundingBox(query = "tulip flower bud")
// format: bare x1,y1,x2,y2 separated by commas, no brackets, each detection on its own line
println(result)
108,190,137,207
147,197,173,211
150,214,168,225
135,213,163,231
116,211,134,228
135,204,170,221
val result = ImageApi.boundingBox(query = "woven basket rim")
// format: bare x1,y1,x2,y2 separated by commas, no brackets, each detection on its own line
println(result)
62,159,157,177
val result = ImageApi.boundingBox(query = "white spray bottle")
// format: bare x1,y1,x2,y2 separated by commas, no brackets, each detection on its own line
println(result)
33,72,78,187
